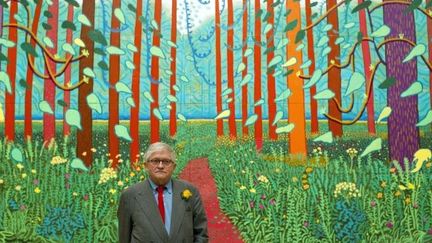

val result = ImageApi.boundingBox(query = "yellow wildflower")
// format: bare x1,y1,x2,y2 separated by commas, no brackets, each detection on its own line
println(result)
31,169,36,174
181,189,193,200
249,188,256,193
109,189,117,194
376,192,383,199
15,185,22,191
16,163,24,170
239,185,246,190
21,173,27,179
34,187,41,194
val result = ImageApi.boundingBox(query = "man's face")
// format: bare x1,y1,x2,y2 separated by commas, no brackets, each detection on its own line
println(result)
144,149,176,186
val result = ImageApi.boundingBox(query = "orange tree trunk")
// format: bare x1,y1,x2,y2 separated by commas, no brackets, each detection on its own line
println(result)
215,0,223,137
5,1,18,142
241,0,249,137
358,0,376,135
286,0,307,157
150,0,162,143
169,0,178,137
305,0,319,134
76,0,95,167
227,0,237,139
63,3,75,137
326,0,343,137
24,0,42,139
266,0,277,140
109,0,121,167
130,0,143,165
254,0,263,151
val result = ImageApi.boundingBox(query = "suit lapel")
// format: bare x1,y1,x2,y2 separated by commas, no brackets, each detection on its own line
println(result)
169,179,186,238
135,180,169,241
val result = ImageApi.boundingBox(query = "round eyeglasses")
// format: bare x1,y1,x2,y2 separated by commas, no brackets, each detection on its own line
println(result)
148,159,174,166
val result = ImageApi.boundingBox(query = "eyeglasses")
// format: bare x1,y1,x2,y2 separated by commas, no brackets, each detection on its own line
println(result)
148,159,174,166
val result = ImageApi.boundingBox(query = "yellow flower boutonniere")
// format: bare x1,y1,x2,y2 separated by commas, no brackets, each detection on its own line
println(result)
181,189,193,201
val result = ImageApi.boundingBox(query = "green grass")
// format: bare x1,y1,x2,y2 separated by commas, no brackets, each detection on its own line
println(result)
0,121,431,242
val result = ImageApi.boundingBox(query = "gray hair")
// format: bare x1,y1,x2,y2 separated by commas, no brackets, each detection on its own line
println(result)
144,142,176,163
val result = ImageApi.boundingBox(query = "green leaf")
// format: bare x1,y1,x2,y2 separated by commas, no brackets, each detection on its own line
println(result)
57,99,68,107
262,12,271,22
400,81,422,97
284,20,298,32
313,89,335,100
70,158,88,171
94,47,106,56
370,25,391,38
311,2,318,7
88,30,107,46
20,42,38,57
78,14,92,27
417,110,432,127
42,22,52,30
178,113,187,122
114,125,132,141
150,46,165,58
256,9,263,19
65,0,79,7
313,132,333,143
65,109,82,129
272,111,283,126
0,0,9,8
43,10,52,18
379,77,396,89
62,43,76,55
38,100,54,114
10,148,24,163
83,67,95,78
345,72,365,96
404,0,422,13
61,20,76,31
244,114,258,126
0,52,9,63
114,8,125,24
357,31,363,42
115,82,132,94
403,44,426,63
98,60,109,70
295,30,305,44
360,138,382,157
311,12,318,19
106,46,125,55
352,0,371,13
263,46,275,55
128,4,136,12
20,0,29,7
19,79,29,89
276,124,295,134
376,106,392,123
86,93,102,114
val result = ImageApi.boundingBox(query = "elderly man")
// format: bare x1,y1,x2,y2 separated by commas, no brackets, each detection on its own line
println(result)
118,142,209,243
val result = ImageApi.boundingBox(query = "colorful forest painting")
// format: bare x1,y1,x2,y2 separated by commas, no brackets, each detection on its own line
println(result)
1,0,432,242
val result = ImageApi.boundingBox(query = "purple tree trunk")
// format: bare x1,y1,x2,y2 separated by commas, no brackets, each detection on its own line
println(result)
383,1,419,169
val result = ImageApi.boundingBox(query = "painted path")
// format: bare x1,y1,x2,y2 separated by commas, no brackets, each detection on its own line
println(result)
179,158,243,242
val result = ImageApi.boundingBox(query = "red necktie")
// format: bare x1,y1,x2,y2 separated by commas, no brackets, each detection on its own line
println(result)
157,186,165,223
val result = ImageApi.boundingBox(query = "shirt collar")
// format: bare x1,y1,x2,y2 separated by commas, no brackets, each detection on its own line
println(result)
148,179,173,194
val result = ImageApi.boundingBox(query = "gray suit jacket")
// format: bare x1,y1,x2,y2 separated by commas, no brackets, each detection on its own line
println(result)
117,179,209,243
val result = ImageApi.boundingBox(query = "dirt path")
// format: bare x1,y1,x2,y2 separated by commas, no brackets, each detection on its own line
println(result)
179,158,243,242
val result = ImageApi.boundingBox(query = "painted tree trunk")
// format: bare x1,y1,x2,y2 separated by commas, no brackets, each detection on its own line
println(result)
130,0,143,165
358,0,376,135
227,0,237,139
169,0,178,137
109,0,121,167
63,4,74,137
305,0,319,134
215,0,223,137
241,0,249,137
0,6,2,124
326,0,343,137
266,0,277,140
383,1,419,168
43,0,59,144
150,0,162,143
76,0,95,167
254,0,263,151
5,1,18,141
24,0,42,139
287,0,307,157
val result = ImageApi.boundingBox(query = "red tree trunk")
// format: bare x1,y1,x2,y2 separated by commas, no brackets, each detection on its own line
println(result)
43,0,59,144
305,0,319,134
241,0,249,138
24,0,42,140
254,0,263,151
130,0,143,165
150,0,162,143
358,0,376,135
5,1,18,142
76,0,95,167
169,0,178,137
383,0,419,168
326,0,343,137
109,0,121,167
227,0,237,139
266,0,277,140
63,3,74,137
215,0,223,137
